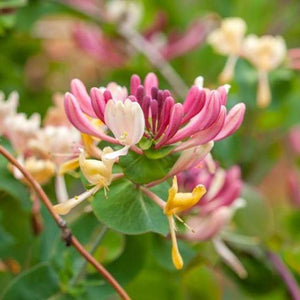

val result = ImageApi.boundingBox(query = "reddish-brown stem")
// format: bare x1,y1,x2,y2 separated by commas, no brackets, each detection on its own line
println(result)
0,145,130,300
30,191,44,235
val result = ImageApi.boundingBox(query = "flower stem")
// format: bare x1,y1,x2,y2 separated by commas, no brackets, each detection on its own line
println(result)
140,186,165,208
266,250,300,300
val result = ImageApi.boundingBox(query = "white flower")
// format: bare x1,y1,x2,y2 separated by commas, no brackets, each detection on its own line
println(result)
243,35,286,71
104,99,145,159
243,35,286,107
4,113,41,154
29,125,81,165
0,91,19,134
208,17,247,56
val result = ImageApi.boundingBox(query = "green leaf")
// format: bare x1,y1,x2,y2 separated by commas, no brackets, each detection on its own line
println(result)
151,235,196,271
182,265,222,300
0,224,14,256
138,137,153,150
144,145,175,159
92,179,168,235
1,263,60,300
233,185,274,241
119,150,178,184
0,0,27,9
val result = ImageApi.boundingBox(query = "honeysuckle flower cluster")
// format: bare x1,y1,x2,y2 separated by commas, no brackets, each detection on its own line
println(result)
53,72,246,269
0,69,246,270
208,17,286,108
0,92,81,194
178,163,247,278
65,73,245,155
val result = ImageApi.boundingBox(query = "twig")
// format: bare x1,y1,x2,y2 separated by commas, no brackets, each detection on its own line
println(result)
0,145,130,300
117,26,189,99
266,250,300,300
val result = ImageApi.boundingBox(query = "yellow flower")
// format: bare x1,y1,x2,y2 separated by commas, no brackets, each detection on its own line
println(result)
164,176,206,270
53,148,117,215
164,176,206,216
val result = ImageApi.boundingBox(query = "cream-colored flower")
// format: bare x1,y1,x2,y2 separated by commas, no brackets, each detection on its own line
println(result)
208,17,246,56
53,148,117,215
4,113,41,154
243,35,286,71
24,157,56,184
0,91,19,135
104,99,145,159
243,35,286,108
208,17,247,83
29,125,80,165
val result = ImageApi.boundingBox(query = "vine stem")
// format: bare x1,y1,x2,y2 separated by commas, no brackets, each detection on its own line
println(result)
266,250,300,300
0,145,130,300
117,26,189,99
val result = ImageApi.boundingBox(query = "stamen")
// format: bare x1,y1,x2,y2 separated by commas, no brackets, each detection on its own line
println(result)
174,214,195,233
168,215,183,270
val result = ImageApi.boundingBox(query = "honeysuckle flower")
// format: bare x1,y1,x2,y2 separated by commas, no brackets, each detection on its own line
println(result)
103,99,145,159
243,35,286,108
53,148,117,215
4,113,41,155
164,176,206,270
23,157,56,185
64,74,245,157
208,17,247,83
167,142,214,178
79,147,116,187
0,91,19,135
29,126,81,166
178,163,247,277
12,156,56,185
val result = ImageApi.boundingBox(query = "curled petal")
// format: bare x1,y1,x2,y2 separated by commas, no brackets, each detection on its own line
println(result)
168,142,214,176
53,185,101,215
70,79,96,117
213,237,247,278
102,145,130,160
168,92,221,144
214,103,245,141
173,106,226,151
90,87,106,122
182,87,206,124
185,207,232,241
64,93,118,144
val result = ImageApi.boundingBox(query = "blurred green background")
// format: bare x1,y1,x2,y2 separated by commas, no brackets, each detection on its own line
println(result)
1,0,300,299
